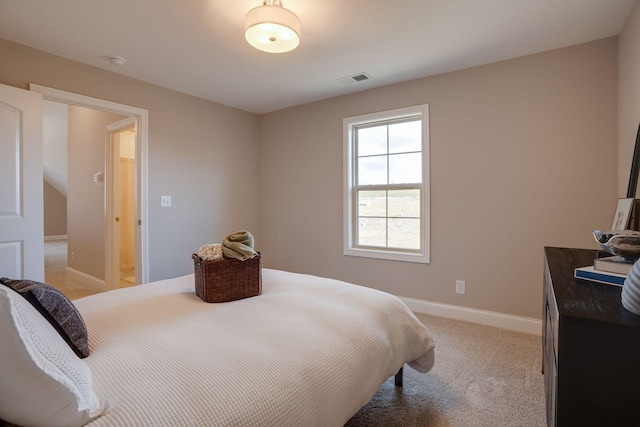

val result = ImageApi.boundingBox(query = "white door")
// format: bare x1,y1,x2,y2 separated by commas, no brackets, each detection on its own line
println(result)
0,83,44,281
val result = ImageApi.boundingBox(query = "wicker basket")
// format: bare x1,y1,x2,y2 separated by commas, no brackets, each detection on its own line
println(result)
192,253,262,303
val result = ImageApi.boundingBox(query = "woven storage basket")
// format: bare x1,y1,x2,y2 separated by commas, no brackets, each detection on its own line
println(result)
192,253,262,303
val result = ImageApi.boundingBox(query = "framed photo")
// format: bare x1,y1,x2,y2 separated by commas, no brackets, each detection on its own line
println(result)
625,122,640,198
611,198,635,230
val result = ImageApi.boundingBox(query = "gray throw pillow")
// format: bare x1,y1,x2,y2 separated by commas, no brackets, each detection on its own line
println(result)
0,278,89,358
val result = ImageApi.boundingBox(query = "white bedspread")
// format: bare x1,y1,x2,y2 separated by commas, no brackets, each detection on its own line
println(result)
75,269,435,427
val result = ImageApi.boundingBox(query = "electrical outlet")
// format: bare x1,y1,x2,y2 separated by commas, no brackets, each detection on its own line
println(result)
161,195,172,207
71,252,75,261
456,280,466,295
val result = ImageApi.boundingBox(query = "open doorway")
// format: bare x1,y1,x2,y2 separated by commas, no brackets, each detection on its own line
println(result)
107,119,137,287
43,102,135,296
34,84,149,297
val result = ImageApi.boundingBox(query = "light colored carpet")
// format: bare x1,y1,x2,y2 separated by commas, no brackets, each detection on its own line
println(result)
346,313,546,426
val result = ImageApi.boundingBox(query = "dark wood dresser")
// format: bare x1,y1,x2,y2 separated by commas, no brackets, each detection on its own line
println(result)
543,247,640,426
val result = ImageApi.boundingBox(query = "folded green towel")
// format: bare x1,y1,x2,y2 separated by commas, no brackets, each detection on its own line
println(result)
222,230,257,261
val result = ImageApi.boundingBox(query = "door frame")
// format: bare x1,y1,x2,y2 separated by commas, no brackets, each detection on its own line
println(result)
106,117,136,288
30,84,149,285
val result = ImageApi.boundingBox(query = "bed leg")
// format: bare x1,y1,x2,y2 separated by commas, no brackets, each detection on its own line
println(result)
394,366,403,387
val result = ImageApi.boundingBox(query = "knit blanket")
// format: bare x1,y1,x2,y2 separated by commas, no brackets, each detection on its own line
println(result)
76,269,435,427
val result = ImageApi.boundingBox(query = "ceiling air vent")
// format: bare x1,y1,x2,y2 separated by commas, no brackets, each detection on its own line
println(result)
336,73,372,85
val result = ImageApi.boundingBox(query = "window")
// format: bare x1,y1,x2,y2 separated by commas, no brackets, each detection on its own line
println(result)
343,105,430,263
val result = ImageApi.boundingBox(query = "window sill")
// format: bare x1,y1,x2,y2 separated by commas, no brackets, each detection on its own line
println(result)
344,247,430,264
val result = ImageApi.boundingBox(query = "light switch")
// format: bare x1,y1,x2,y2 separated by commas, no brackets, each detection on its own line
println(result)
161,195,172,207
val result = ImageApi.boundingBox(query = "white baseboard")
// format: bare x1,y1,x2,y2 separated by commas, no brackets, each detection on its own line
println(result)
65,267,109,292
44,235,68,241
400,296,542,336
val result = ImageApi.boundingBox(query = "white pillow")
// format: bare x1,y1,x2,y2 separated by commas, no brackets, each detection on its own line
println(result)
0,286,109,427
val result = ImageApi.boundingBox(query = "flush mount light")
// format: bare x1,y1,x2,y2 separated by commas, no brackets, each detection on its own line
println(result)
245,0,300,53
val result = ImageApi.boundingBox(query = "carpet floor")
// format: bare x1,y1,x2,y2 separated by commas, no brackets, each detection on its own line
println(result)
346,313,546,426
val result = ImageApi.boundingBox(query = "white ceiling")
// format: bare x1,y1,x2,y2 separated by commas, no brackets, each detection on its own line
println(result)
0,0,635,114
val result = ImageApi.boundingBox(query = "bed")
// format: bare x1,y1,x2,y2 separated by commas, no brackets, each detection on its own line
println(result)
0,269,435,427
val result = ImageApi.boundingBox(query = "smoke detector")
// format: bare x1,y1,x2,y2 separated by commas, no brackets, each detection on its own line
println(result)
108,56,126,67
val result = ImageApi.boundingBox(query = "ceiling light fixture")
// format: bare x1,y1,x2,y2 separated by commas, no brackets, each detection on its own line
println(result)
245,0,300,54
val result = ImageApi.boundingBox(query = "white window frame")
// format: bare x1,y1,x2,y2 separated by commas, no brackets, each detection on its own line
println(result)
343,104,430,264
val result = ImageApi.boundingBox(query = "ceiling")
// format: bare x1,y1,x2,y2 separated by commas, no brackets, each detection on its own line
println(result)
0,0,635,114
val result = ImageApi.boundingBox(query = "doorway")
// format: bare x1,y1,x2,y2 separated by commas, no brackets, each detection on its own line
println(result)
107,119,137,287
32,84,149,289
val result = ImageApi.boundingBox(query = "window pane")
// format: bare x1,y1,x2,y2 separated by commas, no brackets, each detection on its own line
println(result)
358,190,386,217
358,156,387,185
358,218,386,247
388,189,420,218
357,126,387,156
389,152,421,184
388,218,420,249
389,120,421,154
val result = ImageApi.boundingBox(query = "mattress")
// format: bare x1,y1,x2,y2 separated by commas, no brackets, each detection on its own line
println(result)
74,269,435,426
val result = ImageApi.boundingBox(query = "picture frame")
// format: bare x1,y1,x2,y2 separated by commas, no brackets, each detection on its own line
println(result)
611,198,635,231
626,122,640,198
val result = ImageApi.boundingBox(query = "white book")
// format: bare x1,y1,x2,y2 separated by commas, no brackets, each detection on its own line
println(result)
593,256,634,275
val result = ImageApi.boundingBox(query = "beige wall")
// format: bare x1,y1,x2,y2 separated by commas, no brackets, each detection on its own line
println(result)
258,38,619,319
67,105,126,280
43,180,67,236
0,37,260,281
619,1,640,196
0,35,624,319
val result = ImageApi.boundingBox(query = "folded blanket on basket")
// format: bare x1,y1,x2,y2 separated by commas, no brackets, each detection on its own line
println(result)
222,230,258,261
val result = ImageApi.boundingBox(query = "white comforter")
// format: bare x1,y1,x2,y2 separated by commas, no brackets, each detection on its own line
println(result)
75,269,435,427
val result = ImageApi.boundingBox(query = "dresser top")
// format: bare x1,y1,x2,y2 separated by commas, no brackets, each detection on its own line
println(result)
545,246,640,331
